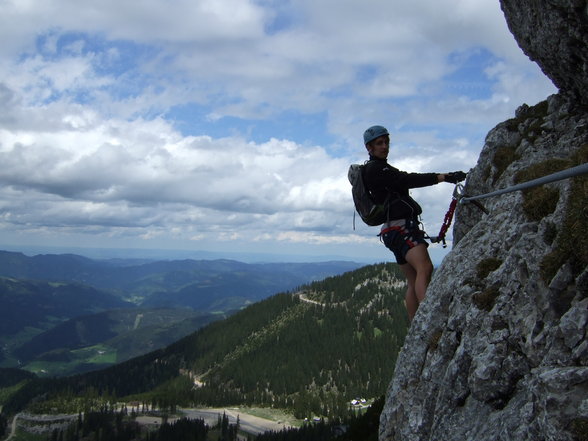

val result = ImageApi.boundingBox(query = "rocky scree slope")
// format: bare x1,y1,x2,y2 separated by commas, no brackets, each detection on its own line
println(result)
379,1,588,440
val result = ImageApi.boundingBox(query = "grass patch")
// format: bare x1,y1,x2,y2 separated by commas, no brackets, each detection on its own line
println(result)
515,158,570,222
476,258,502,280
240,406,301,427
492,146,520,183
428,330,443,351
23,345,117,377
519,101,550,142
472,286,501,312
514,158,571,187
504,100,549,132
74,344,117,364
496,100,550,179
526,100,549,118
540,145,588,284
571,417,588,441
543,222,558,245
482,164,492,182
24,361,68,377
522,187,560,222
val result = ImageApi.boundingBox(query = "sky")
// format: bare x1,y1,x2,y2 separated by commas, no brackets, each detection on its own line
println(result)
0,0,556,264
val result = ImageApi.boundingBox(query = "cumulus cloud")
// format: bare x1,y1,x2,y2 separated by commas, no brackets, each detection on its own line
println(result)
0,0,557,260
0,109,351,242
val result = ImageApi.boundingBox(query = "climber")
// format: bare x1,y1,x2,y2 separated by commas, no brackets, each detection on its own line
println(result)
362,125,466,320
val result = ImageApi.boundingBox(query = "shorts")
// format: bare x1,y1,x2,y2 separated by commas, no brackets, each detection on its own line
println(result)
380,219,428,265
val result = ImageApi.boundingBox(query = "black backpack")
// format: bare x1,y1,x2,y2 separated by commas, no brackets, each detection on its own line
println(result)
348,163,389,227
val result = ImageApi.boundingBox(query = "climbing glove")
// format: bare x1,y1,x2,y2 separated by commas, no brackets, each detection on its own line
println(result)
445,171,467,184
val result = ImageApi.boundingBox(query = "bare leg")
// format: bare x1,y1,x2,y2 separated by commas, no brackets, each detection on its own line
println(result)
400,263,418,321
403,244,434,319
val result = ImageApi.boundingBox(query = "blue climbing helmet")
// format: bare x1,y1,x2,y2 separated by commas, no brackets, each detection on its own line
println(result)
363,125,389,145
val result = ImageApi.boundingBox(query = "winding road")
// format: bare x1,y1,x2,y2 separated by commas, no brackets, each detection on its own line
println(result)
5,412,20,441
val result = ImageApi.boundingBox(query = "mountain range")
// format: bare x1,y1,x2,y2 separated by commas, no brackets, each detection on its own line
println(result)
0,250,362,308
0,250,363,376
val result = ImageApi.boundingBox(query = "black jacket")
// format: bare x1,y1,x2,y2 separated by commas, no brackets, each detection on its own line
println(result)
363,156,438,221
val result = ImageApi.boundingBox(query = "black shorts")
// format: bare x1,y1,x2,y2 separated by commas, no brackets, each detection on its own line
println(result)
381,220,428,265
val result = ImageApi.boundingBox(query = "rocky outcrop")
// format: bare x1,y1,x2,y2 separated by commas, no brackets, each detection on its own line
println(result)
500,0,588,107
379,1,588,440
379,93,587,441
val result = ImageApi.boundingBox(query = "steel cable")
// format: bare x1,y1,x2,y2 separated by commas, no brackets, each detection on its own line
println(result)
460,162,588,204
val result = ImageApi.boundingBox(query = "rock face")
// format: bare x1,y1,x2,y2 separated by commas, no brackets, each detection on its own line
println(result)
379,2,588,440
500,0,588,107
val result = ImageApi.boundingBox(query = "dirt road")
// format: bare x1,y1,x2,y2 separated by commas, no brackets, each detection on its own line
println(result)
5,412,19,441
136,408,291,435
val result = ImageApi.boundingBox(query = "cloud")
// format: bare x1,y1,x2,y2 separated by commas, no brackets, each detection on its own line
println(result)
0,110,350,234
0,0,557,261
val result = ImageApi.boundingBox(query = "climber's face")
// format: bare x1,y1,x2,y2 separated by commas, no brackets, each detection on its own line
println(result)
367,135,389,159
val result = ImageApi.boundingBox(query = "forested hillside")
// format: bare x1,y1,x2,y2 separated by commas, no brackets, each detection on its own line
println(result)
2,263,409,422
174,263,408,418
0,275,227,376
0,277,133,337
11,308,224,376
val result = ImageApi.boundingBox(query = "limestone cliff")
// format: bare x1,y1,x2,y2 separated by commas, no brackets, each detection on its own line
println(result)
379,1,588,440
500,0,588,107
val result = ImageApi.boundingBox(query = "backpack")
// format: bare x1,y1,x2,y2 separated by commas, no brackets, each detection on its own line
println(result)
348,163,389,227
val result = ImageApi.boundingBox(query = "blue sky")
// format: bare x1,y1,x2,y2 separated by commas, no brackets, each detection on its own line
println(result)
0,0,556,263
